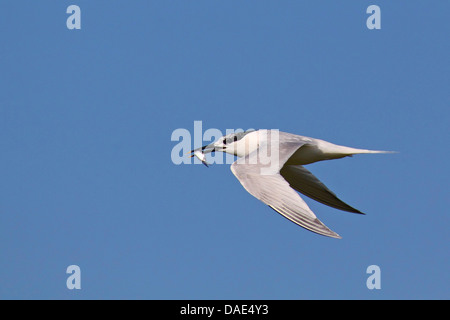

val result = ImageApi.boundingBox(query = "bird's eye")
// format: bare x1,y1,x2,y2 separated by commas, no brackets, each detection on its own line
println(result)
233,136,238,142
223,139,227,145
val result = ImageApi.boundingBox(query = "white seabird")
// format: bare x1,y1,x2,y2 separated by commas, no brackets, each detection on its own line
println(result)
189,129,393,238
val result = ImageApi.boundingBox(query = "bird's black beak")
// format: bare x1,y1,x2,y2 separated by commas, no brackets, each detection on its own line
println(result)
187,144,216,156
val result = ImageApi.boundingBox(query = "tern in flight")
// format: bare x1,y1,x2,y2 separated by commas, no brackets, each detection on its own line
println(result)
189,129,393,238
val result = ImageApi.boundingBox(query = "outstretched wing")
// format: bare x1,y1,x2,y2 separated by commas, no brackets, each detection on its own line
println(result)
230,136,341,238
280,165,363,214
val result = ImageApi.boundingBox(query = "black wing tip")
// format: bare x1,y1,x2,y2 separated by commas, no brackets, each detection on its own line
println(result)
349,208,365,215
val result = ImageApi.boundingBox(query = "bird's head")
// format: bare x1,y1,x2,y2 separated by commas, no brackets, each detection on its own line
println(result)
189,129,257,158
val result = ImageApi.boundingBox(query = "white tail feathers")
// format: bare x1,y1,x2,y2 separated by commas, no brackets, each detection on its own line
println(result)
351,149,397,155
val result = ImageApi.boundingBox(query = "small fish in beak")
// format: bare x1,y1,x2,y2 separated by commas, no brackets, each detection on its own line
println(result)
189,149,210,167
188,142,216,167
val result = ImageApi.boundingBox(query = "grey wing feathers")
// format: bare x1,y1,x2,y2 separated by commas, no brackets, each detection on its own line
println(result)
231,159,341,239
280,165,364,214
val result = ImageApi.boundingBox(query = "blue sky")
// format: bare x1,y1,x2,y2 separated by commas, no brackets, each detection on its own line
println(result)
0,1,449,299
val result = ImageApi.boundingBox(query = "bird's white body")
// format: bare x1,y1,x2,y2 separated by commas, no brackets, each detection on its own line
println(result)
219,129,388,164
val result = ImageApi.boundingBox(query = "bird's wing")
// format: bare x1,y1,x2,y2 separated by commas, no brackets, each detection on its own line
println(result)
230,138,341,238
280,165,363,214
